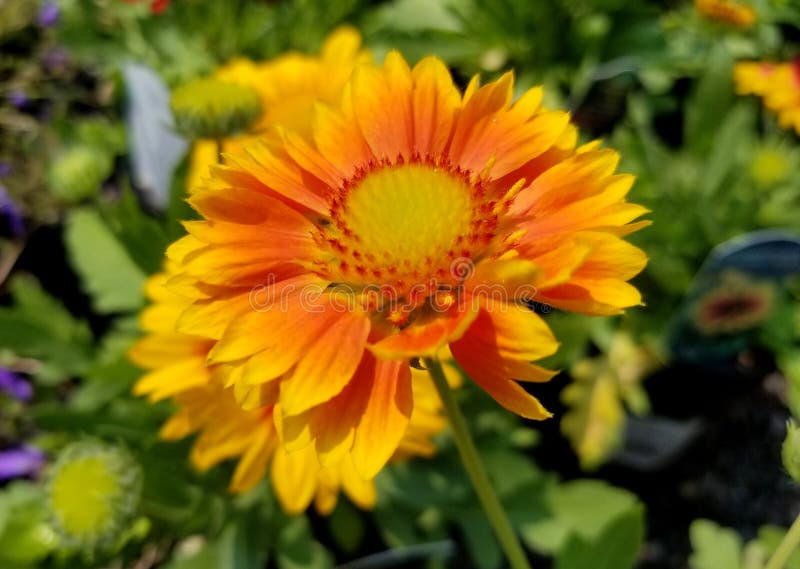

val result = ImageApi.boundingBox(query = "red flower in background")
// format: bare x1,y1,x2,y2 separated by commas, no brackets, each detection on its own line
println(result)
121,0,170,14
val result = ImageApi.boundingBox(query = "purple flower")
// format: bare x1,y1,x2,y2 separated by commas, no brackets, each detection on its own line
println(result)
0,185,24,237
0,446,46,481
0,368,32,401
37,2,60,28
7,90,27,109
0,162,11,178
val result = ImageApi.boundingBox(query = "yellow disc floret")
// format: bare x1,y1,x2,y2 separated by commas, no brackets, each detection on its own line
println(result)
343,164,473,268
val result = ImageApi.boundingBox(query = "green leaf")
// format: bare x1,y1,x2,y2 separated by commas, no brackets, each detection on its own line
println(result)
0,275,93,383
99,188,171,275
684,48,735,154
0,482,57,565
688,519,743,569
520,479,640,555
277,516,333,569
65,208,147,313
70,318,142,411
458,510,502,569
755,525,800,569
555,505,645,569
328,500,365,554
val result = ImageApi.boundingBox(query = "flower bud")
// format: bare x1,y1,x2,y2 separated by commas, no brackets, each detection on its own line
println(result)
170,77,261,140
47,146,113,203
45,441,141,551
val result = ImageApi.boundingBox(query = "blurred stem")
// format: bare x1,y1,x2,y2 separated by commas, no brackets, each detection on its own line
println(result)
424,358,532,569
765,513,800,569
216,139,224,164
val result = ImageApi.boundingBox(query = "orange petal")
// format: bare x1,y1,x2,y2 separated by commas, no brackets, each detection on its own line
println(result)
351,51,414,159
208,285,332,363
280,311,370,416
450,322,554,420
351,359,412,478
411,56,460,156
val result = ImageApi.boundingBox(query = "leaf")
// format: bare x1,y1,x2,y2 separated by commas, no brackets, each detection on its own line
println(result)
684,47,735,154
0,482,57,566
554,505,645,569
0,275,93,383
328,500,365,554
688,519,743,569
520,479,640,555
755,525,800,569
65,208,147,313
561,366,626,470
457,510,502,569
99,188,171,275
70,317,142,411
276,516,333,569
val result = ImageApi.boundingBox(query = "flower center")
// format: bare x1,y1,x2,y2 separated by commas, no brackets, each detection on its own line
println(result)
344,164,473,266
315,160,503,301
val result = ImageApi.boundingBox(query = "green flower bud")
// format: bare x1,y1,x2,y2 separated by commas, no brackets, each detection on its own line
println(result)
47,145,113,203
170,77,261,140
782,420,800,484
45,441,142,552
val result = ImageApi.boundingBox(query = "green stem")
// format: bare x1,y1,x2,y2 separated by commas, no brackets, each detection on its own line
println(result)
424,358,532,569
765,513,800,569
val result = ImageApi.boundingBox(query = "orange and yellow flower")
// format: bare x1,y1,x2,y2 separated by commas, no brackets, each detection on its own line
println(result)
187,27,370,191
163,51,649,480
694,0,756,28
735,60,800,135
129,268,449,514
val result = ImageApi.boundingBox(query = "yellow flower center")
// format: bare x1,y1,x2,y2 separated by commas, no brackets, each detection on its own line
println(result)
316,159,505,305
50,457,117,536
344,164,473,268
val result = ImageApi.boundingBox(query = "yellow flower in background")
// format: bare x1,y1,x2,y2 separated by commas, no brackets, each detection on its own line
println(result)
129,268,449,515
734,60,800,135
186,27,370,192
694,0,756,28
166,50,648,479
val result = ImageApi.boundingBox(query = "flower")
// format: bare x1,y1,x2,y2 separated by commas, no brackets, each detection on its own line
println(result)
7,90,27,109
0,185,24,237
0,368,32,401
185,27,370,192
694,0,757,28
37,1,60,28
0,446,45,481
734,60,800,135
129,268,450,514
692,271,776,335
120,0,170,15
164,51,648,478
46,441,141,549
170,78,262,140
47,145,113,203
